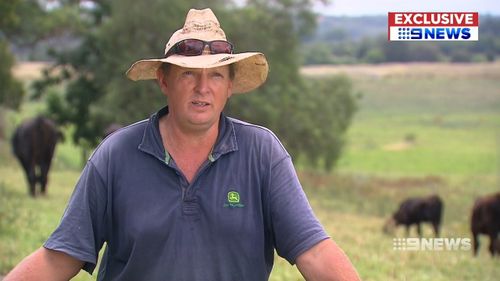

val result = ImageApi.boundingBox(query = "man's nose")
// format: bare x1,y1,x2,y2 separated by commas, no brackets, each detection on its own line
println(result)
195,70,210,94
195,46,213,93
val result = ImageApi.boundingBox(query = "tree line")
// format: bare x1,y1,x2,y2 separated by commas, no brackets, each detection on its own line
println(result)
302,15,500,65
1,0,356,171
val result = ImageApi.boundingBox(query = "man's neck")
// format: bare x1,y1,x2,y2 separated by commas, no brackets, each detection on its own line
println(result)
158,114,219,183
159,115,219,151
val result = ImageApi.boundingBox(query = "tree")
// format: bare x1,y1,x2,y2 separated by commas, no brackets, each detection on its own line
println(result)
287,75,357,170
0,41,24,111
302,43,335,65
30,1,112,163
0,0,25,139
222,1,355,169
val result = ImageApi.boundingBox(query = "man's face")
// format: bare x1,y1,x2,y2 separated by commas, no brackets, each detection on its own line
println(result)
159,64,233,131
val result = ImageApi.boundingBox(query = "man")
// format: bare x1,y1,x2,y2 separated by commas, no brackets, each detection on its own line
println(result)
5,8,361,281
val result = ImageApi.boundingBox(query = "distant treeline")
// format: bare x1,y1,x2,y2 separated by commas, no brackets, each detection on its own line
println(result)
302,15,500,64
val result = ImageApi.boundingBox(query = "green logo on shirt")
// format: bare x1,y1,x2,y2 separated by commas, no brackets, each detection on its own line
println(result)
224,191,245,208
228,191,240,203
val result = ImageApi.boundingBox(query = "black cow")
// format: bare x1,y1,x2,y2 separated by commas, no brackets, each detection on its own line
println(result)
11,116,63,197
383,194,443,237
470,192,500,257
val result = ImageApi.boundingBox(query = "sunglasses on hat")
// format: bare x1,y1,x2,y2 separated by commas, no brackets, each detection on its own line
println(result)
165,39,234,57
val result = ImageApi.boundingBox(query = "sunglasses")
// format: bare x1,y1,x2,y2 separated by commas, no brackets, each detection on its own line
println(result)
165,39,234,57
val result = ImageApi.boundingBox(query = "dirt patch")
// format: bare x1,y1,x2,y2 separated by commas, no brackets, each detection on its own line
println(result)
382,141,414,151
12,61,50,81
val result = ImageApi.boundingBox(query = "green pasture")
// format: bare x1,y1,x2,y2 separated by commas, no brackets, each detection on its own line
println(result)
1,62,499,280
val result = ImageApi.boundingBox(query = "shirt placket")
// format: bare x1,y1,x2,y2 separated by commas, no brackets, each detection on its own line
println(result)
168,157,215,221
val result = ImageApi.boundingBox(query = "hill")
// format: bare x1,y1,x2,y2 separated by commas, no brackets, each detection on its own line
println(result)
309,15,386,42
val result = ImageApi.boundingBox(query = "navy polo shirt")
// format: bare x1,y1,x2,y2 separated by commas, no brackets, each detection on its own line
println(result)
44,107,328,281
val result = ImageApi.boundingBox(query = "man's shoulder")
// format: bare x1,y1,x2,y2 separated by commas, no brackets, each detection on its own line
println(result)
103,119,148,145
89,119,148,161
226,117,288,153
227,117,275,138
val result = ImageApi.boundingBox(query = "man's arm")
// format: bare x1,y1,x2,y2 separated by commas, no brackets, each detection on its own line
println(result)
4,247,84,281
296,239,362,281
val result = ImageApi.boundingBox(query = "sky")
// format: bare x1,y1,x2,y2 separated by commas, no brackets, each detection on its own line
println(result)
313,0,500,16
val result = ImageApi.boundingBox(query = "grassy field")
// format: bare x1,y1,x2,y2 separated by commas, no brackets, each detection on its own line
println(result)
1,62,499,280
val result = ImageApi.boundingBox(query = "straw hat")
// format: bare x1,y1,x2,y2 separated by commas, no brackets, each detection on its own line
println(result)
126,8,269,94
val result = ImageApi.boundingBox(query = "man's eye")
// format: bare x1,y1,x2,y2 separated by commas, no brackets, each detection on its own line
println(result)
211,72,224,78
182,71,194,76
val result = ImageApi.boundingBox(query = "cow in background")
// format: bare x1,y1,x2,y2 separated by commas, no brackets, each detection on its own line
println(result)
383,194,443,237
103,123,123,139
11,116,64,197
471,192,500,257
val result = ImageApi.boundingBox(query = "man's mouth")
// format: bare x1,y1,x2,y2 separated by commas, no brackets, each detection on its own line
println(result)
192,101,209,106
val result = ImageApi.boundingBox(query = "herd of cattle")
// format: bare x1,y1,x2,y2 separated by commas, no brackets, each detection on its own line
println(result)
9,115,500,258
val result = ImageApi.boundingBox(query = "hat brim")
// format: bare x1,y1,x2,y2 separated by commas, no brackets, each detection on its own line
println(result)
126,52,268,94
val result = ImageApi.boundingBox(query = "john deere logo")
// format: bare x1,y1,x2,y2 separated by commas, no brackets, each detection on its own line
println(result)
228,191,240,203
224,191,245,208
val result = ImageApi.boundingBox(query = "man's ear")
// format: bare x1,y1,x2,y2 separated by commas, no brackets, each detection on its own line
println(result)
156,67,168,93
227,80,233,98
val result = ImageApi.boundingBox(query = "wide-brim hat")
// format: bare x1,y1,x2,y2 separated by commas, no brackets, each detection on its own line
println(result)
126,8,269,94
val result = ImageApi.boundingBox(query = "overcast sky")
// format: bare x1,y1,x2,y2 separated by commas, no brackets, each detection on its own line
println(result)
313,0,499,16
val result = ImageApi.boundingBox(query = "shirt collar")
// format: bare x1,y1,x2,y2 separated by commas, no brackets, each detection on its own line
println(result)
138,106,238,164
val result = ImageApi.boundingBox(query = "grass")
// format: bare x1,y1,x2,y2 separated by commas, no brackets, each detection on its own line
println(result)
338,114,498,176
1,61,500,280
336,69,500,177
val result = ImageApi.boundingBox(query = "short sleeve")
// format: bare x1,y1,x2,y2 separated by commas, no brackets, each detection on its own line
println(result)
44,159,108,273
268,156,329,264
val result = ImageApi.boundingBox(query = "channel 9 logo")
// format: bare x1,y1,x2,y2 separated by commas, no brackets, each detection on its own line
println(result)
393,238,471,251
388,12,479,41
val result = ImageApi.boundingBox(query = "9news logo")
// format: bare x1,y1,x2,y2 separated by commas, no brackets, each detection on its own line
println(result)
388,12,479,41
